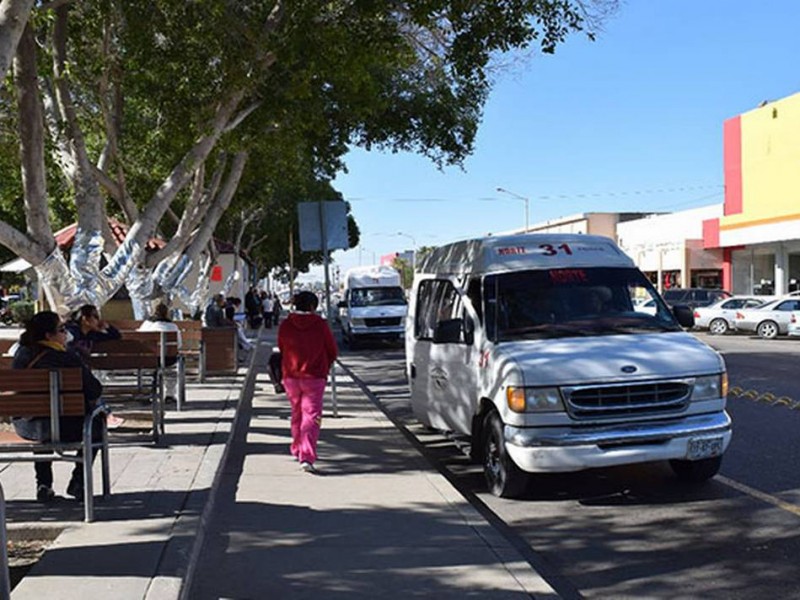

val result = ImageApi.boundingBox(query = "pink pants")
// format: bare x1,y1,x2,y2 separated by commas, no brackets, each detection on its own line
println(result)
283,377,326,464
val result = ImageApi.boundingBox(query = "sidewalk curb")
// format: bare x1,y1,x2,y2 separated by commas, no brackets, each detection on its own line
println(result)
176,329,263,600
335,359,563,600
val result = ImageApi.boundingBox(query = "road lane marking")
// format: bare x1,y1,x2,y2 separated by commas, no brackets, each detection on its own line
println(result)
717,475,800,518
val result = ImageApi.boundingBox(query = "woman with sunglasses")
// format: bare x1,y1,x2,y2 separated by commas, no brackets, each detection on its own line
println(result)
12,311,104,502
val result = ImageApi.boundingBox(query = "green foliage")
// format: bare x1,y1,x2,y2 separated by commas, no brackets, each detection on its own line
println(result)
0,0,609,275
392,257,414,290
9,300,35,325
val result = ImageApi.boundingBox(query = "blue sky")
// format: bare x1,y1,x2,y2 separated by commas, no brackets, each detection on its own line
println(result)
307,1,800,280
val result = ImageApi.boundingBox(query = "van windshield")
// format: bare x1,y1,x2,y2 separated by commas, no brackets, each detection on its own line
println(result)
350,287,407,307
485,267,681,341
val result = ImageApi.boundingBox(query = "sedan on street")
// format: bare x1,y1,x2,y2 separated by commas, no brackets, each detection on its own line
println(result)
694,296,766,334
733,297,800,339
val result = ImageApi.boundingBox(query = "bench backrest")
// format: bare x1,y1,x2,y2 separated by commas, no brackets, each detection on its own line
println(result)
119,331,180,358
107,319,144,332
89,338,160,370
0,339,16,356
0,368,85,418
201,327,237,373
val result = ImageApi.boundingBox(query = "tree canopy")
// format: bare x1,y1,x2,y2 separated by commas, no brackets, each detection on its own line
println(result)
0,0,617,311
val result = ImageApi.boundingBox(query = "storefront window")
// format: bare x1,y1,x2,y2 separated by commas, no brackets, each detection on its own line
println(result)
690,270,722,289
789,254,800,293
732,249,776,295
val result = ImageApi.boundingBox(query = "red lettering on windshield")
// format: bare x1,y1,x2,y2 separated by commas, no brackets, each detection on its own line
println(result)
497,246,526,256
549,269,588,284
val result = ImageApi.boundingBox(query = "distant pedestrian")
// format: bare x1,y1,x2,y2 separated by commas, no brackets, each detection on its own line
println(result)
277,291,338,473
271,293,282,326
244,286,261,328
261,291,274,329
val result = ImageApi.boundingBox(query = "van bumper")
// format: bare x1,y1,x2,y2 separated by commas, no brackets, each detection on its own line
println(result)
504,411,732,473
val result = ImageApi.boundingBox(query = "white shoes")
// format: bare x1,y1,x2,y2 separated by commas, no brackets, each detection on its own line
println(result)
300,461,319,474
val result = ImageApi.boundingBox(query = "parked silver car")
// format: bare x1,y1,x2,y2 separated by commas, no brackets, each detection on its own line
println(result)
693,296,766,335
733,297,800,339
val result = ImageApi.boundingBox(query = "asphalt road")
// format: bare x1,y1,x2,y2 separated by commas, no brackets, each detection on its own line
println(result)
338,332,800,600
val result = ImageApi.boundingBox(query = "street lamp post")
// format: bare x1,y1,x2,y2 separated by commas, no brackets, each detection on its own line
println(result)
496,187,530,233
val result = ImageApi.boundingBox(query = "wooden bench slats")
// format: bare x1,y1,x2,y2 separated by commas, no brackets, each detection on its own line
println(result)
0,369,83,392
0,393,86,417
0,367,111,522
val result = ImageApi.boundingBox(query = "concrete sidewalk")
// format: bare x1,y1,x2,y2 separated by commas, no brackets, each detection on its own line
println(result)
185,330,558,599
1,327,259,599
1,324,558,598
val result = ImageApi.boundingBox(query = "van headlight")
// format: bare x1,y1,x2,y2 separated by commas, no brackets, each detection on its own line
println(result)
691,373,727,401
506,386,564,413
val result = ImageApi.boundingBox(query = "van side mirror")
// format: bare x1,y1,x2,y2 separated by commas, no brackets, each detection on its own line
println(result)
672,304,695,328
433,318,464,344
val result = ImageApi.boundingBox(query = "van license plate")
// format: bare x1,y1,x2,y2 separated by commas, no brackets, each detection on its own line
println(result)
687,436,723,460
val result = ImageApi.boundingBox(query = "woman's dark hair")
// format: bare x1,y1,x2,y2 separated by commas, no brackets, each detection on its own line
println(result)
151,303,171,322
72,304,99,322
19,311,60,347
293,291,318,312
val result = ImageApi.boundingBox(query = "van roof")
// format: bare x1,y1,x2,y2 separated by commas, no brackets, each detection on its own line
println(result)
416,233,633,276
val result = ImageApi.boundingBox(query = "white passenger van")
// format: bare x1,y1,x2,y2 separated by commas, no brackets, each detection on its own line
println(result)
339,265,408,347
406,233,731,497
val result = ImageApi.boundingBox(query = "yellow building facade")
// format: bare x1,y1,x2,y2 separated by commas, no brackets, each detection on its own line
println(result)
704,91,800,295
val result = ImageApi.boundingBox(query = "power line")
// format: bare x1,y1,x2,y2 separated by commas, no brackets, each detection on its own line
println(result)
345,183,723,203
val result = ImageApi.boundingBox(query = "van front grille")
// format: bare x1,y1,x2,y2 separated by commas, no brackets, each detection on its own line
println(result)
564,381,690,419
365,317,403,327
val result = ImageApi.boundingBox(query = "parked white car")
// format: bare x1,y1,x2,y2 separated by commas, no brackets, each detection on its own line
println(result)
694,296,766,335
733,297,800,339
788,312,800,337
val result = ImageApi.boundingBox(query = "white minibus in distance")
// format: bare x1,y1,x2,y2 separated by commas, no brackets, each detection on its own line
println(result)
339,265,407,348
406,233,731,498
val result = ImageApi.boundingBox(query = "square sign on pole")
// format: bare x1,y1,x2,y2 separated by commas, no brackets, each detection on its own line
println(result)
296,200,349,418
298,201,349,252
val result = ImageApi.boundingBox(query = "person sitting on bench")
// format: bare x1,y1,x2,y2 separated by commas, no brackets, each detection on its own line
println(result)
11,311,104,502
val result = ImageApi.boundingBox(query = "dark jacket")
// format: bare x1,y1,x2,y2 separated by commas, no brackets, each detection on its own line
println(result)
277,312,338,379
65,320,121,358
12,343,103,441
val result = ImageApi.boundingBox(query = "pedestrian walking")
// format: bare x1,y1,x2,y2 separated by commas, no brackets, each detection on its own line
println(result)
261,291,274,329
277,291,338,473
271,293,282,326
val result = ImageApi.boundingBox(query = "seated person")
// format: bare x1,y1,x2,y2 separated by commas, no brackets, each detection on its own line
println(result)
65,304,122,359
138,302,182,402
65,304,124,428
12,311,104,502
204,293,253,352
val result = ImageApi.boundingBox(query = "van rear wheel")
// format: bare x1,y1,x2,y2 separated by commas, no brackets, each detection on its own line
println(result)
483,411,527,498
669,456,722,482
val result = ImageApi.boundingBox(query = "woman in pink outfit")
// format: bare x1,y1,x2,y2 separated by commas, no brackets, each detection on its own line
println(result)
277,291,338,473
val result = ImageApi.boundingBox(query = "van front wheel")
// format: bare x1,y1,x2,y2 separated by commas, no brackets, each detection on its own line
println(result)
483,412,527,498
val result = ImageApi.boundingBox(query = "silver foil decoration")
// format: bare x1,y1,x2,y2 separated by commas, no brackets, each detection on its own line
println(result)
127,263,154,319
69,228,105,306
221,268,240,296
34,246,80,317
186,254,213,317
100,235,142,302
